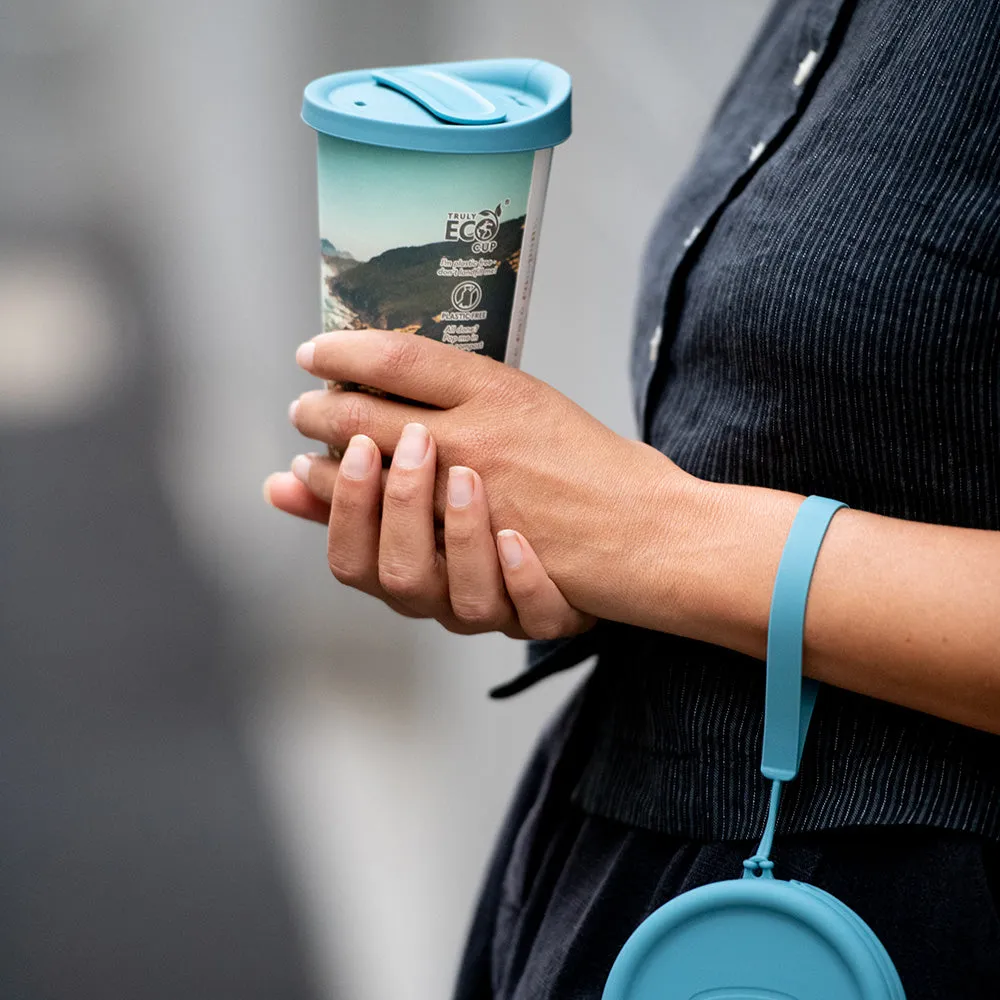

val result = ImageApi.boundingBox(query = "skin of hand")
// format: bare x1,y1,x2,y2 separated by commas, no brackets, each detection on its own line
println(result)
266,419,595,640
266,328,1000,736
272,328,707,632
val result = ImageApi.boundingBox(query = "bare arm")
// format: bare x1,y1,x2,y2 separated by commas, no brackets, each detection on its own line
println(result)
635,478,1000,734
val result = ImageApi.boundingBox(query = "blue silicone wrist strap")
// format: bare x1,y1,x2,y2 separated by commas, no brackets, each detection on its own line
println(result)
744,496,846,877
762,495,847,782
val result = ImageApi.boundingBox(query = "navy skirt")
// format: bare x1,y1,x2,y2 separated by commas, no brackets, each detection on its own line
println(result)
453,683,1000,1000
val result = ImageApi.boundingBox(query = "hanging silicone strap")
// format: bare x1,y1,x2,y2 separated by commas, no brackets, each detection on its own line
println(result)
744,495,846,878
761,495,847,782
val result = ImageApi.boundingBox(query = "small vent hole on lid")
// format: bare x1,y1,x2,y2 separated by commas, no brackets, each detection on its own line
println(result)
354,100,367,106
507,93,529,107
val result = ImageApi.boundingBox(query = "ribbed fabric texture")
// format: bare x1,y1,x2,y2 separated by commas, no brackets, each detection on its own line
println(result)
502,0,1000,842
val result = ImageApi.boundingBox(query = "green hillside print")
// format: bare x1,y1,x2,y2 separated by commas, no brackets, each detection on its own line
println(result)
328,215,526,349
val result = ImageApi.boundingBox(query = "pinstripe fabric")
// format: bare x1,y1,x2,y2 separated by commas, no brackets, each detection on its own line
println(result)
506,0,1000,842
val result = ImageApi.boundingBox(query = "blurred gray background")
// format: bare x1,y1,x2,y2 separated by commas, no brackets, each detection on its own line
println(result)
0,1,769,998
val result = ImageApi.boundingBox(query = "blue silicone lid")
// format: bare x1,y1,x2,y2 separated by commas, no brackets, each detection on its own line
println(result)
302,58,571,154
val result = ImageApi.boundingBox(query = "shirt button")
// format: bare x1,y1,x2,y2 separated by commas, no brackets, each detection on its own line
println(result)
682,225,702,248
748,140,766,164
793,49,820,87
648,323,663,363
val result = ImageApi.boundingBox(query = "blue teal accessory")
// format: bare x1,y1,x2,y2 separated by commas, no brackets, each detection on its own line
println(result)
602,496,906,1000
302,58,571,153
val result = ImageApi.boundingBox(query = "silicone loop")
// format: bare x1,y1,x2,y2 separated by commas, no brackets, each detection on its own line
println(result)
761,495,847,782
744,496,847,875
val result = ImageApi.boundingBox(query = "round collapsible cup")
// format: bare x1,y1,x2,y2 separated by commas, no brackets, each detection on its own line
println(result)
302,59,572,372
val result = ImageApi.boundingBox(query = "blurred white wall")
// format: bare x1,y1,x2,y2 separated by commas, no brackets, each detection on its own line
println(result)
1,2,770,999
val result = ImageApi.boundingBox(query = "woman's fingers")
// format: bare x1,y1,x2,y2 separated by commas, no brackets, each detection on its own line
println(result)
496,530,597,640
271,426,590,641
262,453,389,524
290,451,388,504
326,434,384,595
296,328,491,408
290,386,436,460
444,467,520,635
377,423,450,613
263,471,331,524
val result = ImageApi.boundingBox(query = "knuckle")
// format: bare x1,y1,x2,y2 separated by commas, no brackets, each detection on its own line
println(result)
509,575,544,605
524,617,566,641
327,516,375,589
450,596,501,628
375,335,420,384
332,480,372,516
378,561,427,602
327,555,368,589
330,392,373,442
383,473,424,509
443,519,479,551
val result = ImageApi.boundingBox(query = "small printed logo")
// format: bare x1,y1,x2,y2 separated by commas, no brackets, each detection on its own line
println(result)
451,281,482,312
445,200,510,253
474,214,498,242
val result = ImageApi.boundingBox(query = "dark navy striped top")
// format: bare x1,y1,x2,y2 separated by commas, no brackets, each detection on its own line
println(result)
493,0,1000,842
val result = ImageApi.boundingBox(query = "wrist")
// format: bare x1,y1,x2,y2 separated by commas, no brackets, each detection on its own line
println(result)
625,457,804,657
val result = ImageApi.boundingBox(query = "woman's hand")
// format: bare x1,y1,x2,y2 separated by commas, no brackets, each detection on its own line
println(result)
278,328,703,626
263,329,1000,733
265,420,595,640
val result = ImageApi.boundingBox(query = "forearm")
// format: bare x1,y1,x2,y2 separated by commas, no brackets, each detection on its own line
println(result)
625,469,1000,735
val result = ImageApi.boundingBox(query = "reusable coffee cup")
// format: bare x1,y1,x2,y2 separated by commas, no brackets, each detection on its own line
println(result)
301,58,572,370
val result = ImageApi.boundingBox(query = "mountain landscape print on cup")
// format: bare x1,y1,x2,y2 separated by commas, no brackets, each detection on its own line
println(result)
321,206,527,358
317,131,537,363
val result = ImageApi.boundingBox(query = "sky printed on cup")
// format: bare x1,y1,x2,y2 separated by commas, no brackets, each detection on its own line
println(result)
317,133,534,262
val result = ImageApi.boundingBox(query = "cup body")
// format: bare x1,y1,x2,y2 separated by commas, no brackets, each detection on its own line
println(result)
316,133,552,368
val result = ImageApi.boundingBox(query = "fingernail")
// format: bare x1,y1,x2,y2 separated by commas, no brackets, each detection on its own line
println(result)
291,453,312,484
341,435,373,480
288,398,300,423
448,467,475,508
497,530,523,570
262,474,277,506
295,341,315,369
395,423,429,470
